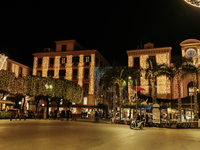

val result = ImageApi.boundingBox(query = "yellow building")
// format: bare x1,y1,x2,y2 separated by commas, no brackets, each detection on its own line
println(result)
127,39,200,102
0,54,32,111
127,42,172,100
32,40,110,116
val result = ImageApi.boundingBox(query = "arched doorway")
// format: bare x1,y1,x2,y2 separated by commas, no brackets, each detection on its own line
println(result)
187,82,194,97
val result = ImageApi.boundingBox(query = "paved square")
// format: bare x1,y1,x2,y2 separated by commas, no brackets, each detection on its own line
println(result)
0,119,200,150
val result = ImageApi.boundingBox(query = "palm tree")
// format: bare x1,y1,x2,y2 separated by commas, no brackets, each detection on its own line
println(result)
170,56,191,122
145,58,169,104
182,59,199,116
99,66,127,120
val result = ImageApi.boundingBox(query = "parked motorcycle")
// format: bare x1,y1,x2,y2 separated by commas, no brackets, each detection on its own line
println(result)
130,118,145,130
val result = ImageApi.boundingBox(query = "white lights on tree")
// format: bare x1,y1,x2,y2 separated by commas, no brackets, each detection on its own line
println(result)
184,0,200,7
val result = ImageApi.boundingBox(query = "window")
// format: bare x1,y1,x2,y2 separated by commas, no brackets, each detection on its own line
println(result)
83,84,89,94
73,69,78,79
62,45,66,51
149,56,156,62
37,71,42,77
38,58,42,68
8,62,11,71
188,82,194,96
59,70,66,79
72,56,79,66
48,70,54,77
84,69,89,79
100,61,103,67
134,57,140,69
19,67,23,76
84,56,91,66
49,58,54,68
83,97,88,105
60,57,66,67
95,57,99,65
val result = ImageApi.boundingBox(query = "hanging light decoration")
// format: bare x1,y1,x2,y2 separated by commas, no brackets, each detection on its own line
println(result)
184,0,200,7
0,54,8,70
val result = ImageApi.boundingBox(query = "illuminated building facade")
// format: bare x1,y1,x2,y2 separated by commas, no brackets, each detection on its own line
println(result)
32,40,110,116
0,56,32,111
127,42,172,99
127,39,200,102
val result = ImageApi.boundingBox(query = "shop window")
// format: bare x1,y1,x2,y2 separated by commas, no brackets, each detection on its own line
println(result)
83,97,88,105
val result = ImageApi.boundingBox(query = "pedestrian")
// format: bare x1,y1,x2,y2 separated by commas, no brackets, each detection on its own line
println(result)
146,114,149,127
95,111,99,122
61,110,65,121
91,109,94,122
66,108,70,121
57,111,60,120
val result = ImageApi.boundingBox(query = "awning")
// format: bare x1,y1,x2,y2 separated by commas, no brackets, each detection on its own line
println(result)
0,100,15,105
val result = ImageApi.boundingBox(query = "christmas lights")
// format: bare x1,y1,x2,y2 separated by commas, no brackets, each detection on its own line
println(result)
42,57,49,77
78,55,84,87
54,56,60,78
66,55,72,80
33,57,38,75
89,54,95,94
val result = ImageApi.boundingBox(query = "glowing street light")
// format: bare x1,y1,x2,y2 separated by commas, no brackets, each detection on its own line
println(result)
184,0,200,8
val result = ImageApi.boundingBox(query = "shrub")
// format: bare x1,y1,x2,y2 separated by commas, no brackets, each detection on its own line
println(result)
0,111,11,119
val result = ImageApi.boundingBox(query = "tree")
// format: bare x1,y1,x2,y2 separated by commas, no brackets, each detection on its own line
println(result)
0,70,15,99
182,59,200,116
145,58,169,104
170,56,191,122
100,66,127,120
24,75,83,118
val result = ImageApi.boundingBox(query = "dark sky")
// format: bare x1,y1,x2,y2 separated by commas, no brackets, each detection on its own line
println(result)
1,0,200,67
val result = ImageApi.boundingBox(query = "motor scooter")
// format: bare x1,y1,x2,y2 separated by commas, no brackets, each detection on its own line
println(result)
130,118,145,130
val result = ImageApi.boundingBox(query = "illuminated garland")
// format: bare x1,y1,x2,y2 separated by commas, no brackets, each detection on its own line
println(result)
0,70,15,94
24,75,83,104
185,0,200,7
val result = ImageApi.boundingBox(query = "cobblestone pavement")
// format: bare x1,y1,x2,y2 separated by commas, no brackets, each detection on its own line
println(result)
0,119,200,150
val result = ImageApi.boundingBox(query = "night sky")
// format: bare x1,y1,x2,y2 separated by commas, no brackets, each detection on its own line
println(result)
1,0,200,68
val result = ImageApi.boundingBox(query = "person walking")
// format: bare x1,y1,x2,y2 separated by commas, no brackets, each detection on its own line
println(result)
91,109,94,122
61,110,65,121
66,108,70,121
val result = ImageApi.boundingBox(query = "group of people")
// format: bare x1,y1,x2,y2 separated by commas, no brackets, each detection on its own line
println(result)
49,109,74,121
90,109,100,122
